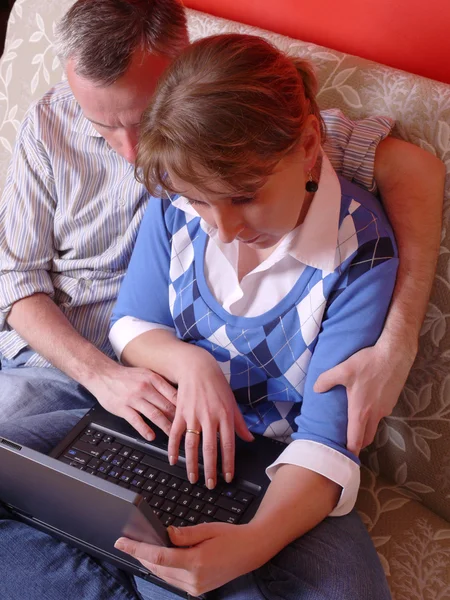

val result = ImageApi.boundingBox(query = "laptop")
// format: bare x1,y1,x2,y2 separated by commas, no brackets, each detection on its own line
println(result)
0,404,286,598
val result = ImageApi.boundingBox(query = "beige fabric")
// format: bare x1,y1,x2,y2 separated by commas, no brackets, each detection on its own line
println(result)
1,1,449,596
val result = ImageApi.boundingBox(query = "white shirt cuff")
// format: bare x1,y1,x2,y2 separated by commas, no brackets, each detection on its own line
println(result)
265,439,360,517
109,316,175,360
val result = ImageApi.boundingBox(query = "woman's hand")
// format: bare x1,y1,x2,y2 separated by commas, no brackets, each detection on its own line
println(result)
168,348,253,488
115,522,268,596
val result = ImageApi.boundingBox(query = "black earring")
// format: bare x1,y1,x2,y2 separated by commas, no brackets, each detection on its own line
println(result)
305,171,318,193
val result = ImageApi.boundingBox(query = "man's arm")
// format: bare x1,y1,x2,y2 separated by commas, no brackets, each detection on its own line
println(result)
315,138,445,453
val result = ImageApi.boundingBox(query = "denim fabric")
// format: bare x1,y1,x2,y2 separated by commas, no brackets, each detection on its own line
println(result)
0,348,96,422
0,412,391,600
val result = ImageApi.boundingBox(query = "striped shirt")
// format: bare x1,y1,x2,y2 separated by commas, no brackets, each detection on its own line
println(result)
0,80,393,368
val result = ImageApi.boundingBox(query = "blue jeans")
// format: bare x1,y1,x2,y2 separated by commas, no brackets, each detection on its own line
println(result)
0,410,391,600
0,349,96,422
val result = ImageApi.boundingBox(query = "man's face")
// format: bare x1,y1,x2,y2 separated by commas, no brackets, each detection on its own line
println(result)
67,50,171,163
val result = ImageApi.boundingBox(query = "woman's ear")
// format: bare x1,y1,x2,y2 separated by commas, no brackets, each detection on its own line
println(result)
300,115,322,172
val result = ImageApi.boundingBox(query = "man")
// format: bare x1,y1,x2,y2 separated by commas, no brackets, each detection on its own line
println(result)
0,1,445,457
0,1,445,598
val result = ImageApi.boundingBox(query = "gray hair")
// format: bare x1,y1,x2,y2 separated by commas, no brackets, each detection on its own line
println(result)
55,0,189,86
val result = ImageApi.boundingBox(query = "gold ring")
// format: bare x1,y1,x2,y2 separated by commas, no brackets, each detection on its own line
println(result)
186,429,201,436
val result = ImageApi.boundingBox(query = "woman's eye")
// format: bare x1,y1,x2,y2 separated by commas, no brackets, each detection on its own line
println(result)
231,196,255,205
186,199,205,206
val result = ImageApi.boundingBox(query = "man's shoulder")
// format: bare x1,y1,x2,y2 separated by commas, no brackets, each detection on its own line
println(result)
23,81,78,130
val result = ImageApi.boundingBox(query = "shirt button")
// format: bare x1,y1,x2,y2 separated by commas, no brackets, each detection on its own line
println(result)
119,198,126,207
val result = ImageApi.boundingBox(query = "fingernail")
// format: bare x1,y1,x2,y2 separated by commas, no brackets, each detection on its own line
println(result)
114,539,125,551
225,472,232,483
189,472,197,484
168,525,179,535
169,455,176,466
146,432,155,441
207,478,215,490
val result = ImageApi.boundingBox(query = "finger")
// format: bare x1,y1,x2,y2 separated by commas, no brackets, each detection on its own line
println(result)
233,404,254,442
313,366,345,394
219,417,235,483
122,407,155,441
361,416,381,450
184,421,201,484
346,407,368,456
168,415,185,466
141,564,191,594
169,523,220,547
201,424,218,489
134,398,173,437
147,373,178,411
114,538,189,570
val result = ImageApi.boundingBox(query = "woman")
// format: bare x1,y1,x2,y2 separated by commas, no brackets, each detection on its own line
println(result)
109,34,396,598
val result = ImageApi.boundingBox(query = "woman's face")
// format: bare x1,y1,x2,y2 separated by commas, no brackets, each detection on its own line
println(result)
169,148,312,250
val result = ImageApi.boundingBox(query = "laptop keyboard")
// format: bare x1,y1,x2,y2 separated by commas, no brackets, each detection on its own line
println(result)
59,426,257,528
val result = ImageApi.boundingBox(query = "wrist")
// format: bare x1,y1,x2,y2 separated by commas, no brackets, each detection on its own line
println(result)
73,348,120,392
376,330,418,368
175,344,219,382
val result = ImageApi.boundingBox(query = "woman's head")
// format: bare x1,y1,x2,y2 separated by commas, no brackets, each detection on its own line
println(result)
137,34,324,247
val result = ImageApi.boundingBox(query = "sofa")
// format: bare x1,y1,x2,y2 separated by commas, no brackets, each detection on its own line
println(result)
1,1,449,597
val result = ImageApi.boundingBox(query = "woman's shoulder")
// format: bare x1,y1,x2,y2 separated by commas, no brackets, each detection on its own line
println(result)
144,194,202,238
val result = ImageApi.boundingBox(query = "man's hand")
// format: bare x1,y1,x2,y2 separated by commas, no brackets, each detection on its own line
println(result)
115,522,267,597
314,341,416,455
87,363,177,441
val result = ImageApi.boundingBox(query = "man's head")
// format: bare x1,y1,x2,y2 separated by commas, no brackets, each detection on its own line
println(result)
56,0,188,163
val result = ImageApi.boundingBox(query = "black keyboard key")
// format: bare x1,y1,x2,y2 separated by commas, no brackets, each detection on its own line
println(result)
142,480,156,493
87,458,101,470
130,476,145,488
153,509,162,518
144,467,159,480
178,494,191,507
203,491,219,504
150,497,163,509
100,451,115,463
178,482,192,494
141,492,152,502
161,513,175,527
86,468,96,475
166,490,180,502
93,431,103,439
109,468,123,479
97,472,107,480
130,450,143,462
133,465,146,476
64,449,89,466
118,481,129,489
155,485,169,497
119,447,132,458
122,460,137,471
161,500,176,513
107,476,118,483
214,509,239,524
191,486,205,499
120,472,133,483
156,472,170,485
221,486,237,499
102,435,114,444
108,441,122,454
97,462,111,475
234,491,255,505
73,441,102,458
129,486,142,495
168,477,182,489
110,456,125,467
173,518,187,527
217,497,244,515
198,516,214,524
173,505,188,518
186,510,200,524
190,500,204,512
70,461,85,470
202,504,217,518
80,434,99,445
85,428,95,436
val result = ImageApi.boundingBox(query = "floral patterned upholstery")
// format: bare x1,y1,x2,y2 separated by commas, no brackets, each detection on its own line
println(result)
1,1,449,596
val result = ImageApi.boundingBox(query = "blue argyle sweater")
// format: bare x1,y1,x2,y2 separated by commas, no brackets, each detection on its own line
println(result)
112,177,398,466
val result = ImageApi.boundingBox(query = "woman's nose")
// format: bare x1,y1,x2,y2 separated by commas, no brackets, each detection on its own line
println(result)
214,209,244,244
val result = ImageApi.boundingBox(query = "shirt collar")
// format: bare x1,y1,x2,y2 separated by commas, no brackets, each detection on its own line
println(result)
171,152,341,273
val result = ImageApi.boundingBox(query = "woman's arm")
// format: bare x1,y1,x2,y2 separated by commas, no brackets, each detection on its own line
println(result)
114,465,340,597
315,138,445,453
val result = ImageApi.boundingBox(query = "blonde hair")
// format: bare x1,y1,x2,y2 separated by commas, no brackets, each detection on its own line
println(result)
136,33,324,196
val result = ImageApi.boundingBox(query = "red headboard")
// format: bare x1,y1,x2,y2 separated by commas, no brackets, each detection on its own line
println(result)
184,0,450,84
